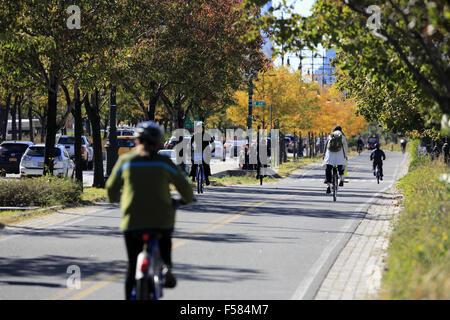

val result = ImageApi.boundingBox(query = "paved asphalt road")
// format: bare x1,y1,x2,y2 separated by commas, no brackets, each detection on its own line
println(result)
0,151,408,300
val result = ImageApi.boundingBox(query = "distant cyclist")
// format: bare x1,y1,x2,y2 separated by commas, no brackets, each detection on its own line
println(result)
443,139,449,164
106,121,194,300
357,135,364,154
370,143,386,180
400,138,407,153
190,121,214,185
323,126,348,194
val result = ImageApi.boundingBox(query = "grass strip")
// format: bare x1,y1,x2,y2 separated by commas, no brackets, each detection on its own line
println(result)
381,140,450,299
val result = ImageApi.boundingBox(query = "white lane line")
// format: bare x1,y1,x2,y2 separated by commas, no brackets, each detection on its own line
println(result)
290,153,407,300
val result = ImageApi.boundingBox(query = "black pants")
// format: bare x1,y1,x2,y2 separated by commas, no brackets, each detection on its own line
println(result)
190,163,211,180
373,161,383,177
325,164,345,183
124,229,173,300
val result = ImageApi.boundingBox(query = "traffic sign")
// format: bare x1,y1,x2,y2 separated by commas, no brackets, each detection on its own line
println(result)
253,101,266,106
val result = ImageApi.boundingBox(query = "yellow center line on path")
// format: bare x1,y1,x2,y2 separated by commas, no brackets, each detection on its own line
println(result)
50,194,290,300
68,272,124,300
172,199,268,249
44,260,128,301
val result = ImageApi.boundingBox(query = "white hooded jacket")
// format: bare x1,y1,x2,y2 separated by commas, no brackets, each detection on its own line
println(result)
322,131,348,167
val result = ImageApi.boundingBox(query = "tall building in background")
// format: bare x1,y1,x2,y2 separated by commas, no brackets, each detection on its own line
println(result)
315,49,336,87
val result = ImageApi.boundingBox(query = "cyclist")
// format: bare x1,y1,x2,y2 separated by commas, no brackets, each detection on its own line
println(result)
443,139,449,164
400,138,407,153
370,143,386,180
357,135,364,153
190,122,214,185
106,121,194,300
323,125,348,194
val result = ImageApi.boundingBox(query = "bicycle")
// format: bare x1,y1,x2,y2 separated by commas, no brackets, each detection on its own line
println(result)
196,163,205,194
133,197,185,300
256,162,264,186
357,145,363,155
331,165,339,202
375,164,382,184
193,153,205,194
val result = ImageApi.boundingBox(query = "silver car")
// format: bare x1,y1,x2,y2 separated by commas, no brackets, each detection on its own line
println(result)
20,144,75,178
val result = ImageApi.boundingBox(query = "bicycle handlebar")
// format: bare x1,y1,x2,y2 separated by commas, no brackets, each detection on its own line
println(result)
171,196,197,209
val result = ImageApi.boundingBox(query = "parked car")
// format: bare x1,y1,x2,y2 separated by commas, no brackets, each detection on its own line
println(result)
164,136,178,149
158,149,190,174
20,144,74,178
224,139,247,157
211,140,223,158
0,141,34,176
118,136,136,156
116,129,135,136
158,149,177,163
56,135,94,169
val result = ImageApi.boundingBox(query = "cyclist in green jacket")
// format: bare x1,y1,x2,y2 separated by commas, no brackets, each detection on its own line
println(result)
106,121,194,300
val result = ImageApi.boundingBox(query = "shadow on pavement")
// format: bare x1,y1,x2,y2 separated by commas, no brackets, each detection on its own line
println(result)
0,255,126,284
172,262,265,283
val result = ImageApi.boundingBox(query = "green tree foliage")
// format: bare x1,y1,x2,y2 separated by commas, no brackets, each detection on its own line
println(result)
243,0,450,136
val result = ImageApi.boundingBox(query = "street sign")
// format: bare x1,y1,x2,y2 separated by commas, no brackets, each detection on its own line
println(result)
253,101,266,106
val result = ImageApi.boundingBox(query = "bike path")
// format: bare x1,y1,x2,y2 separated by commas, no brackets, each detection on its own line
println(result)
0,151,407,300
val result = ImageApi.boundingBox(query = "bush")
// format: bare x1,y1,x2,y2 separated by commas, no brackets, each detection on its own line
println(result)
0,176,82,207
381,156,450,299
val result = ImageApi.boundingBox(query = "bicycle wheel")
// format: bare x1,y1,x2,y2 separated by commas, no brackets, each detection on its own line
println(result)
200,166,204,193
196,166,202,194
149,246,163,300
376,167,380,184
332,168,337,202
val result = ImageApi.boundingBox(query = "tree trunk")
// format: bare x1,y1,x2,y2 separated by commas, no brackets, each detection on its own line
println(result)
43,68,59,176
28,104,34,143
18,96,23,140
0,94,11,141
85,89,105,188
11,96,17,140
148,95,158,121
72,87,84,185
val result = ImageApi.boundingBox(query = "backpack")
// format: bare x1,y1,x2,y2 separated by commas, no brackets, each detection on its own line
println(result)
328,131,343,152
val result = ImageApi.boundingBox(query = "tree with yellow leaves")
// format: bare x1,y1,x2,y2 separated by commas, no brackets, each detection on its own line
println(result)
227,66,367,137
227,66,320,131
312,85,368,136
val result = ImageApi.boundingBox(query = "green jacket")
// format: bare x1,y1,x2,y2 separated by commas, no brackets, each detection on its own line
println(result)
106,151,194,232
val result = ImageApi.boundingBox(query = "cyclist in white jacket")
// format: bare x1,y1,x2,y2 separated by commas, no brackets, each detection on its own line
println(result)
322,126,348,194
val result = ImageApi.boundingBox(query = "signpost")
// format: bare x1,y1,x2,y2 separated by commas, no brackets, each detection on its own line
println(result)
253,101,266,106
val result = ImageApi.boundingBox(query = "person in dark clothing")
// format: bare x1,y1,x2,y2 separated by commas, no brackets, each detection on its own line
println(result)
443,139,449,164
357,135,364,153
190,122,214,185
370,143,386,179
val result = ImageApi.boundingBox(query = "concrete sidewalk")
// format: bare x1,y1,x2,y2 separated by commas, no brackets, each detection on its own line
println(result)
314,155,409,300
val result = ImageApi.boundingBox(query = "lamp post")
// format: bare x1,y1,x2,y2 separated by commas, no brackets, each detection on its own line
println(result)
247,79,253,130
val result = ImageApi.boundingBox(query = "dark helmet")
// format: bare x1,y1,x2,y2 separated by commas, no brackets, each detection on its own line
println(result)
333,125,342,132
134,121,164,144
376,143,380,148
